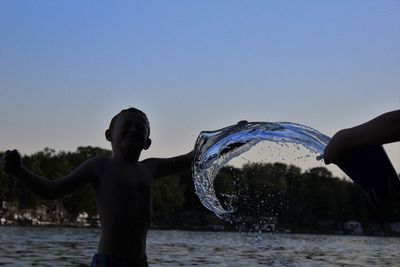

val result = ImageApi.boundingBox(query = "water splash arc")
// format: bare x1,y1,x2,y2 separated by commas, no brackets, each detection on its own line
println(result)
192,121,331,221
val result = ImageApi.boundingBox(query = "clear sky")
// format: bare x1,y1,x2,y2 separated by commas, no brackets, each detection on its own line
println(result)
1,1,399,176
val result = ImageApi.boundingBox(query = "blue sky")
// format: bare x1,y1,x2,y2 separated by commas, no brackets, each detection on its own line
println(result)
1,1,399,175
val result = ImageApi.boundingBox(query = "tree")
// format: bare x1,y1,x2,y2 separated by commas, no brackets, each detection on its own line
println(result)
153,174,186,225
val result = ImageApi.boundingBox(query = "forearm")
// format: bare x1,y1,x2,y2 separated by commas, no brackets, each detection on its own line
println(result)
342,110,400,148
172,151,194,172
324,110,400,164
152,150,194,178
13,166,59,199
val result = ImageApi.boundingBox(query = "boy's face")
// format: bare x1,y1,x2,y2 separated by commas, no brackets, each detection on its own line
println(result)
107,111,151,153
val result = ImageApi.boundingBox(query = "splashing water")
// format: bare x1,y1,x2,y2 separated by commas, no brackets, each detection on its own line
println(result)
192,121,331,222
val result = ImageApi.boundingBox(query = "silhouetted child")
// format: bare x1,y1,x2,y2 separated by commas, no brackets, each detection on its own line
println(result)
323,109,400,206
3,107,193,267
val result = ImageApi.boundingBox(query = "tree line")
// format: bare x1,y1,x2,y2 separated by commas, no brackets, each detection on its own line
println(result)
0,146,399,233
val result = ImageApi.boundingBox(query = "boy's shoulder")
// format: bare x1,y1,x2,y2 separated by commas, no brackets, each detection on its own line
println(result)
141,157,162,166
139,158,164,173
90,156,153,167
81,155,111,171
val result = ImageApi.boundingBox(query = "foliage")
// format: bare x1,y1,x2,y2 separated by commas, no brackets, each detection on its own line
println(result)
1,147,399,231
153,174,186,223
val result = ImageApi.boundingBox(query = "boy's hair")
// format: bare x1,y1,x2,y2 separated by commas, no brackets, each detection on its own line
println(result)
108,107,150,136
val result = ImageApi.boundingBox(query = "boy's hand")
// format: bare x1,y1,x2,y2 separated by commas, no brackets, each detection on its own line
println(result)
2,149,22,174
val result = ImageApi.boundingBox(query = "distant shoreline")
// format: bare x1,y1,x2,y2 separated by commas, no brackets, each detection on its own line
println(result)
1,223,399,238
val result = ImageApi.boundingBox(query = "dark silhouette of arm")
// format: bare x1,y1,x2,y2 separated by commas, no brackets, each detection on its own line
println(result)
324,110,400,164
3,149,96,199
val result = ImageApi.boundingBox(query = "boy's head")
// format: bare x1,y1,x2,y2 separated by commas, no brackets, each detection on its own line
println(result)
108,108,150,135
105,107,152,152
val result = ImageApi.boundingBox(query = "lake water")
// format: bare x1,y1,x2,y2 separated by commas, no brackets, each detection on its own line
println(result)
0,226,399,266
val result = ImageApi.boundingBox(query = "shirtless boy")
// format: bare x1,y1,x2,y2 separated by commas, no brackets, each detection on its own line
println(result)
3,107,193,267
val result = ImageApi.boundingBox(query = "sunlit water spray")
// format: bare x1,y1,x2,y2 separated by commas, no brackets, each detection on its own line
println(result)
192,121,331,241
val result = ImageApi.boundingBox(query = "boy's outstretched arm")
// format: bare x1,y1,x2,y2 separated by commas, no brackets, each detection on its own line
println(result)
149,151,194,178
3,149,96,200
324,109,400,164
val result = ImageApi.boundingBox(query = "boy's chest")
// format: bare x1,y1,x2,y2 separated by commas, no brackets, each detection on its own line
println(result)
95,161,153,221
97,163,153,198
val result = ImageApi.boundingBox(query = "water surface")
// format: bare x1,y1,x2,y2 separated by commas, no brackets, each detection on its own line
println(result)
1,226,399,266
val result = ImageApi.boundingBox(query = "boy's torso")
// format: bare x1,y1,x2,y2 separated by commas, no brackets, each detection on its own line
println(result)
91,157,154,260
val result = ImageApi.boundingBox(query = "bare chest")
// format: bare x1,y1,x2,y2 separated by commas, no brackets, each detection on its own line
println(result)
96,162,153,204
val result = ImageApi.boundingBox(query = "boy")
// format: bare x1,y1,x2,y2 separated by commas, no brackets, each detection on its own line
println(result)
3,107,193,267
